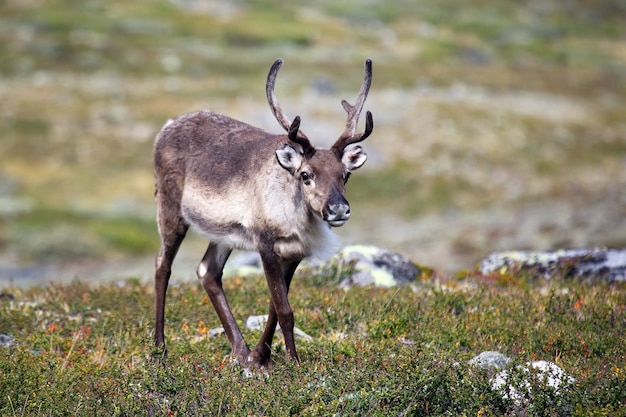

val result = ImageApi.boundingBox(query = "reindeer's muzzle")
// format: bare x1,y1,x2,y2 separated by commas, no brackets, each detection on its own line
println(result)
323,201,351,227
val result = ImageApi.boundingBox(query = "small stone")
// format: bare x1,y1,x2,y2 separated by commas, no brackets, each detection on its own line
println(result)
469,351,510,369
245,315,313,341
209,327,225,338
245,315,268,332
0,334,15,347
398,336,417,346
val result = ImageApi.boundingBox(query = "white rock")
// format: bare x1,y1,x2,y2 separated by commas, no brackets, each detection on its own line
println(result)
491,360,575,404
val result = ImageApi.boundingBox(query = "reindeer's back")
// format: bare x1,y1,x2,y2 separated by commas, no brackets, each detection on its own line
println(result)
154,110,283,181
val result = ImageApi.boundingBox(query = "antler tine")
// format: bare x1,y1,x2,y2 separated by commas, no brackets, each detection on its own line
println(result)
287,116,315,157
266,59,306,135
266,59,313,156
331,58,374,157
342,58,372,136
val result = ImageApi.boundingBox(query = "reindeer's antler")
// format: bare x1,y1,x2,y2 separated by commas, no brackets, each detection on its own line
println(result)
331,58,374,158
266,59,292,133
266,59,315,157
287,116,315,157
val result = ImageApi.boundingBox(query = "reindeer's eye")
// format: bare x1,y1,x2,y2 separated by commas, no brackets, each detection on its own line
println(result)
300,171,312,185
344,172,352,184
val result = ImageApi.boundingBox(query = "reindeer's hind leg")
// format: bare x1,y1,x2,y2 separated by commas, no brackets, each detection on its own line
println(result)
154,206,188,354
197,242,251,365
153,152,190,355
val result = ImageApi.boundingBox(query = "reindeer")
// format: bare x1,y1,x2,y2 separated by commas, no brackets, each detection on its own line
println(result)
153,58,373,367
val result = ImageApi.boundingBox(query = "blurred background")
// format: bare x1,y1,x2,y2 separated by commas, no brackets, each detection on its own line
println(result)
1,0,625,287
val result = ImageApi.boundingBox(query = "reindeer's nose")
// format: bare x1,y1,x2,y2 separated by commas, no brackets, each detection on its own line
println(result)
324,202,351,227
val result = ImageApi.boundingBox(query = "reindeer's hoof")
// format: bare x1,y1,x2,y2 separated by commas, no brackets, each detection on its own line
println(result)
242,365,270,379
249,347,272,369
149,344,168,365
225,346,253,368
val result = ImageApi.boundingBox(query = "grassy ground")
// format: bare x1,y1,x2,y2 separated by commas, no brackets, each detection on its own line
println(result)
1,0,626,282
1,267,625,416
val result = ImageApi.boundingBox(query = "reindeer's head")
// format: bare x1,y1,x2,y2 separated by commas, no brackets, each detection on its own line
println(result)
267,58,373,227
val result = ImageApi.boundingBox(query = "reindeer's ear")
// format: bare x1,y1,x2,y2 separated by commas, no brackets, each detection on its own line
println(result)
342,145,367,171
276,143,304,175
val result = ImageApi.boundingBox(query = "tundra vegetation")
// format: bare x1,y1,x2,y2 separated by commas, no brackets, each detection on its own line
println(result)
1,272,625,415
1,0,625,415
1,0,625,277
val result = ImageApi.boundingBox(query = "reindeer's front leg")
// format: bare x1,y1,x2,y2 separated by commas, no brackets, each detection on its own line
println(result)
258,245,299,364
250,260,300,367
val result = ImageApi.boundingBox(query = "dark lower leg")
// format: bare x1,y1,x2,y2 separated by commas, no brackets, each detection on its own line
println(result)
250,306,278,366
197,243,250,365
251,261,299,366
154,230,187,351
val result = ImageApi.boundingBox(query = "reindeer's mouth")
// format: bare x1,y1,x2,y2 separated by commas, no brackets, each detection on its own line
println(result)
327,219,348,227
323,202,351,227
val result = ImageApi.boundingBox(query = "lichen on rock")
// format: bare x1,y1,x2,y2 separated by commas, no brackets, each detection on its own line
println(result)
333,245,424,289
479,248,626,283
